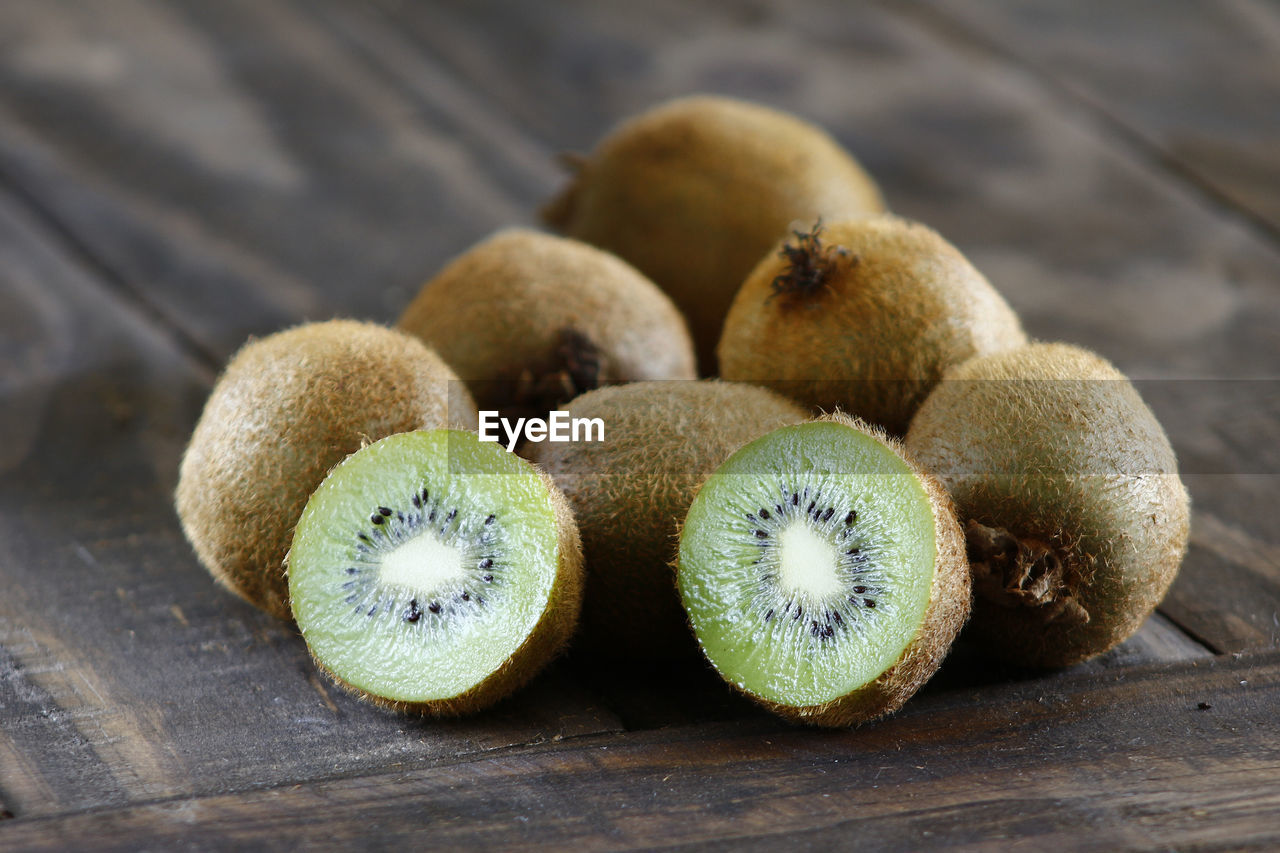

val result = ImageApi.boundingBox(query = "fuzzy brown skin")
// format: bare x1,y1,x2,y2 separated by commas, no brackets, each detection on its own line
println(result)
530,381,808,660
690,413,971,727
397,229,697,413
905,343,1191,668
175,321,478,621
542,95,885,373
307,468,584,717
718,216,1027,435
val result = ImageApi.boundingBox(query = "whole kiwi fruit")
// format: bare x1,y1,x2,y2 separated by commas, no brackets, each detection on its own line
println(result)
718,216,1027,435
397,228,697,415
530,380,808,659
676,413,970,727
542,95,885,372
288,429,583,715
905,342,1190,668
176,320,477,621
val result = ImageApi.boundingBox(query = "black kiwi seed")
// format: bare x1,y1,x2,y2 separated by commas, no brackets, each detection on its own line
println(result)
371,514,384,525
759,508,771,520
822,507,834,522
482,574,493,583
846,511,856,525
484,514,495,525
755,530,768,539
461,591,471,602
479,558,493,569
405,599,422,623
428,602,441,614
379,507,393,517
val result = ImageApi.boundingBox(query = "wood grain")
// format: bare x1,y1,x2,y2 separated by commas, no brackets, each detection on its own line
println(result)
905,0,1280,240
4,651,1278,851
0,0,559,361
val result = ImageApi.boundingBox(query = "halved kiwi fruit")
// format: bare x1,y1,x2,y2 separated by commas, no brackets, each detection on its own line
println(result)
677,414,970,727
717,217,1026,434
543,95,885,372
287,429,583,715
905,342,1190,668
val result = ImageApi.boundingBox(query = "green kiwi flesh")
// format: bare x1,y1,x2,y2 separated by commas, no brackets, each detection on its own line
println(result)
677,415,969,726
288,429,583,714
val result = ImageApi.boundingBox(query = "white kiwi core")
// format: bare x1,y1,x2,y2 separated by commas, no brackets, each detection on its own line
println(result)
380,533,465,594
777,523,842,599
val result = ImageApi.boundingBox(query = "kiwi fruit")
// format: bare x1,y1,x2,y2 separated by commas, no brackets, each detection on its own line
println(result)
176,320,477,621
676,413,970,727
542,95,885,372
288,429,583,714
718,216,1027,435
905,342,1190,668
397,228,697,416
530,380,808,659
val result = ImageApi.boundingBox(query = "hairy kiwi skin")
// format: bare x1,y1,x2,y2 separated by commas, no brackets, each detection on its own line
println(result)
718,216,1027,435
543,95,885,373
688,413,971,728
905,343,1191,668
530,381,809,660
176,320,478,622
397,228,697,412
298,460,584,717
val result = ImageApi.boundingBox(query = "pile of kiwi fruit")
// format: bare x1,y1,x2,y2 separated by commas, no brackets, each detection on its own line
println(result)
176,94,1188,726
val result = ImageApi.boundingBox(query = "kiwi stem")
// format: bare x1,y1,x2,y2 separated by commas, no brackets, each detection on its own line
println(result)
508,328,602,419
769,221,854,307
965,520,1089,626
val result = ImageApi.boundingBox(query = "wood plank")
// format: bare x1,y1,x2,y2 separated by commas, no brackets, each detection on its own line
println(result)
0,186,622,820
4,651,1278,851
0,0,558,360
902,0,1280,239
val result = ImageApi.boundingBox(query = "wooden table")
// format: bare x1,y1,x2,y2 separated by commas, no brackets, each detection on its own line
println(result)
2,1,1277,849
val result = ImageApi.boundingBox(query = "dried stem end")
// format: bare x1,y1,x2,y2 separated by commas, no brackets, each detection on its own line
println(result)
965,520,1090,627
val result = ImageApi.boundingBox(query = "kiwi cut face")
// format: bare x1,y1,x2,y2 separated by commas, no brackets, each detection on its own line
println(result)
678,418,968,726
288,429,582,714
